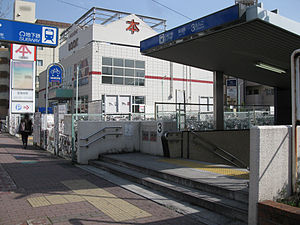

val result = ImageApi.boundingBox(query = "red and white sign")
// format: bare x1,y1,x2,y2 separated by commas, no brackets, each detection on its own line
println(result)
11,102,34,113
11,44,36,61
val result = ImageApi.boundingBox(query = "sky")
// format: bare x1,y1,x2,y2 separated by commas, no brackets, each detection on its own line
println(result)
2,0,300,30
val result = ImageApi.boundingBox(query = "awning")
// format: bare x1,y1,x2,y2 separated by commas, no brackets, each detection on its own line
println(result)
48,88,73,100
141,5,300,89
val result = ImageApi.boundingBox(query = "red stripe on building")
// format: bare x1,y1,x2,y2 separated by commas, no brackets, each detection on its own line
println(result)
34,46,37,61
145,75,213,84
88,71,102,75
10,44,13,59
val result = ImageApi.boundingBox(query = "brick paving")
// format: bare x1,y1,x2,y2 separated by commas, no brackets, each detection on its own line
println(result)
0,134,200,225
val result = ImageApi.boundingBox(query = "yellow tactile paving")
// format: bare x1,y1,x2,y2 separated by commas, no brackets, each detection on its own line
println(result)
61,179,151,222
62,194,85,203
159,158,249,179
27,196,51,207
45,195,69,205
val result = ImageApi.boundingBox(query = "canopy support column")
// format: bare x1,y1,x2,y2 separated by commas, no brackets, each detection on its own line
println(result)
213,71,224,130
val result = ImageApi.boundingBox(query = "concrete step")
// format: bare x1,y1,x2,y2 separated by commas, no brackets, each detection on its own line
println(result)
79,165,245,225
99,155,248,204
89,160,248,223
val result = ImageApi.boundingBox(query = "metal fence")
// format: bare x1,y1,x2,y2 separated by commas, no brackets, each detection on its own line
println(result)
155,102,274,131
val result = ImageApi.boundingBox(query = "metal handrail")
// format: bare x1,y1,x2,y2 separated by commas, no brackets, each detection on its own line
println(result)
80,132,123,148
80,126,122,141
190,131,248,169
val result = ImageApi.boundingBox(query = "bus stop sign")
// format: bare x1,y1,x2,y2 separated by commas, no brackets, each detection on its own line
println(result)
0,19,58,47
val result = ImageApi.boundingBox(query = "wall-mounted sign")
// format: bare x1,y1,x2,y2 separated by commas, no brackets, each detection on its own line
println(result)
48,63,64,83
68,38,78,51
126,19,140,34
0,19,58,47
11,102,34,113
11,44,36,61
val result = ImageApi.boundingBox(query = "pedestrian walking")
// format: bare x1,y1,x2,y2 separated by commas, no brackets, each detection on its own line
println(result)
18,113,33,149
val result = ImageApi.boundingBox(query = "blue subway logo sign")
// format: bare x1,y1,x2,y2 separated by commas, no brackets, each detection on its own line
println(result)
0,19,58,47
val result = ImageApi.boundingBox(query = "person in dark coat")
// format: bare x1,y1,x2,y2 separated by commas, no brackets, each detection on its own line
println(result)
19,113,33,149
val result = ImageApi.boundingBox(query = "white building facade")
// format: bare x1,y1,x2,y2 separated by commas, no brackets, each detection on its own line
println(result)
53,8,213,116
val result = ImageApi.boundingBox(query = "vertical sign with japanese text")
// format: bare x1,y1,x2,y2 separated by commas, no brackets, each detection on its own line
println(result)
10,44,36,114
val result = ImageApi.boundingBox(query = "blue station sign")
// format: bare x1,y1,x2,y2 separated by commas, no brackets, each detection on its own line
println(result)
0,19,58,47
140,5,240,53
48,63,64,83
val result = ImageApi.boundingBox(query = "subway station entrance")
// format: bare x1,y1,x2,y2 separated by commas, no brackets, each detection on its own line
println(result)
141,3,300,129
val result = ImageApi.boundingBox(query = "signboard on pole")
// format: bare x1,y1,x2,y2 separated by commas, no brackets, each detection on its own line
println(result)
48,63,64,83
11,61,35,89
11,44,36,61
12,89,34,101
11,102,34,113
9,44,36,114
0,19,58,47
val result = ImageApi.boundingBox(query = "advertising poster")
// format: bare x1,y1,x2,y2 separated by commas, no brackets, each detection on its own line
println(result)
12,61,34,90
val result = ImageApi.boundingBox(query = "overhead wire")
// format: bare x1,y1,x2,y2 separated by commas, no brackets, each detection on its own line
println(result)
150,0,192,21
56,0,89,10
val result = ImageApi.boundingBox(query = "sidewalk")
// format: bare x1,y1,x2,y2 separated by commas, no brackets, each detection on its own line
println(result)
0,133,199,225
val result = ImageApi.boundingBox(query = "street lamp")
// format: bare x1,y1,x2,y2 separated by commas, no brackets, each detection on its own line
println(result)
75,65,79,119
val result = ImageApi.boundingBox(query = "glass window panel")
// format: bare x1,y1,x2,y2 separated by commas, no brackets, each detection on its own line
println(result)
136,69,145,77
134,96,145,104
102,57,112,66
134,78,139,86
125,69,134,77
113,67,123,76
138,79,145,86
113,58,123,67
133,105,139,113
102,67,112,75
125,78,134,85
37,60,43,66
113,77,124,85
125,59,134,68
135,60,145,68
102,76,112,84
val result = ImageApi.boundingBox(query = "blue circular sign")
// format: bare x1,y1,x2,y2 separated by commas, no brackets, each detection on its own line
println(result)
48,63,63,83
16,104,22,111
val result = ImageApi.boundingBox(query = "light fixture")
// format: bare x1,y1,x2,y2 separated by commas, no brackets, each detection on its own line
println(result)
255,62,286,74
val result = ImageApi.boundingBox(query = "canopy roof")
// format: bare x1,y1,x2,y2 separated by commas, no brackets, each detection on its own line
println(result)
141,4,300,88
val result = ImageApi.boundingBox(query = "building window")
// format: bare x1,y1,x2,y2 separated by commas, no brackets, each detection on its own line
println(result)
102,57,145,87
102,57,112,66
113,58,124,67
132,96,145,113
200,96,213,112
37,60,43,66
125,59,134,68
0,57,8,64
0,71,9,78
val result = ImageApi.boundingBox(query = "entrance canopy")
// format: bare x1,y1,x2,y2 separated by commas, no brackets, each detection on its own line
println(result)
141,4,300,89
